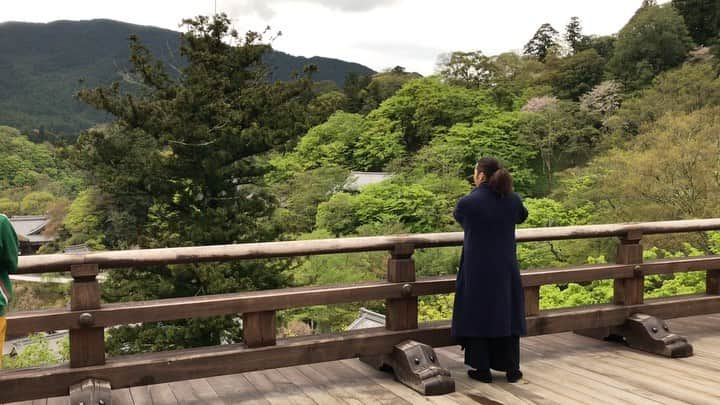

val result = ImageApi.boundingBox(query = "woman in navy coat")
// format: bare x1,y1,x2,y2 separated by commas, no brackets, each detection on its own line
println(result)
451,157,528,383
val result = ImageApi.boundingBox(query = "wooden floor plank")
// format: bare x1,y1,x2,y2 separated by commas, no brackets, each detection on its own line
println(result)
262,369,316,405
244,370,296,405
598,353,720,400
187,379,223,405
148,383,179,405
277,365,348,405
296,363,363,405
112,389,135,405
168,380,200,404
308,360,410,405
44,398,65,405
15,313,720,405
438,349,565,405
129,386,153,405
339,358,462,405
535,334,690,405
206,373,268,405
573,356,711,404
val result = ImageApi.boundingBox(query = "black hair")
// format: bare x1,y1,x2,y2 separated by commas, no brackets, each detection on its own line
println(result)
476,157,513,197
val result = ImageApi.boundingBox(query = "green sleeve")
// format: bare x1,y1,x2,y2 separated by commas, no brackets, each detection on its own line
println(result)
0,216,18,274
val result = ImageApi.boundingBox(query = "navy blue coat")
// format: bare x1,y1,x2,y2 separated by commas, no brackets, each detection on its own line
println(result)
451,183,528,338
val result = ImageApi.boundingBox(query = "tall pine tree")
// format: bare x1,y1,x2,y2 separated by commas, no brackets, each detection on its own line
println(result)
74,14,315,352
565,17,585,54
524,23,559,62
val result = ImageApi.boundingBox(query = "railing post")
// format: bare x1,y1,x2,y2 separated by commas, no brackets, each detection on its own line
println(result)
524,286,540,317
614,231,644,305
707,269,720,295
386,243,418,331
69,264,105,367
243,311,276,348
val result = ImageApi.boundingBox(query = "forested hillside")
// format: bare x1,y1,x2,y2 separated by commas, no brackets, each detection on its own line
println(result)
0,19,375,139
4,0,720,360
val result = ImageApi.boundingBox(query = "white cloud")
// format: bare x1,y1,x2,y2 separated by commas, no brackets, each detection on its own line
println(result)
2,0,668,75
224,0,401,19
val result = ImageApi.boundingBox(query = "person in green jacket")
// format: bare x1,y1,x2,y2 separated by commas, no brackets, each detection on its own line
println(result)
0,214,18,367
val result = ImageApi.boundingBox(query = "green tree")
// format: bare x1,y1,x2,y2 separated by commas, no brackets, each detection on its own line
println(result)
604,61,720,144
549,49,606,100
342,72,372,113
578,35,616,60
355,77,497,163
587,107,720,222
608,4,694,89
564,17,586,54
437,50,497,89
359,70,422,114
524,23,560,62
73,14,314,351
519,101,601,189
580,80,624,120
293,112,367,169
672,0,720,45
20,191,55,215
272,166,349,235
409,112,537,192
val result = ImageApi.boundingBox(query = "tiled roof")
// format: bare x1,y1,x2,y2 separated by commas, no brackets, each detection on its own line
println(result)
343,171,394,191
9,215,55,243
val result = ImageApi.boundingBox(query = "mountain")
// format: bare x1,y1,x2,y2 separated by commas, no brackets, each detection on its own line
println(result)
0,19,375,138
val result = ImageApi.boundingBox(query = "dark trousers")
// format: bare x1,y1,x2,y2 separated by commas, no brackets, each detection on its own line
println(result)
462,336,520,372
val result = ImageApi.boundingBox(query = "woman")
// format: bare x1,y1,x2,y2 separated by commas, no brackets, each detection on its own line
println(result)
451,157,528,383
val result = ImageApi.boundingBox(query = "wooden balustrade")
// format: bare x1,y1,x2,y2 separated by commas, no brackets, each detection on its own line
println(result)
2,219,720,403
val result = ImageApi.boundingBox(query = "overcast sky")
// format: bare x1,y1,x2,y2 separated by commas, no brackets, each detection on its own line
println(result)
3,0,664,75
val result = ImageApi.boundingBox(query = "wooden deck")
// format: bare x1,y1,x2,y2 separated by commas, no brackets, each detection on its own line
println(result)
9,314,720,405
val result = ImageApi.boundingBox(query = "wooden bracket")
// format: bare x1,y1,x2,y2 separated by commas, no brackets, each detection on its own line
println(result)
69,378,112,405
362,340,455,396
576,313,693,358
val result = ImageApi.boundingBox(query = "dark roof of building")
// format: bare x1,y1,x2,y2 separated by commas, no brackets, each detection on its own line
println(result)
346,307,386,330
9,215,55,243
343,171,394,192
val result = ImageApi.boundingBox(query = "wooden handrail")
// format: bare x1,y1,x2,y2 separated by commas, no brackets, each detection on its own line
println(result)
7,255,720,335
4,218,720,403
17,218,720,274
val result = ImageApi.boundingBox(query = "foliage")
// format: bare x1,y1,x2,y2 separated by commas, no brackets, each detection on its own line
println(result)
438,51,497,89
604,61,720,144
317,181,447,235
2,334,68,369
358,70,422,114
293,112,367,170
72,14,315,351
564,17,587,55
671,0,720,45
585,107,720,221
19,192,55,215
0,126,81,215
521,96,558,112
548,49,606,100
408,113,537,192
519,101,601,188
365,77,496,152
524,23,560,62
272,166,349,235
580,80,624,119
608,4,694,89
578,35,616,60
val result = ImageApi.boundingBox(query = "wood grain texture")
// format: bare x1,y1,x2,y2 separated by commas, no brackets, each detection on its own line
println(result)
17,219,720,274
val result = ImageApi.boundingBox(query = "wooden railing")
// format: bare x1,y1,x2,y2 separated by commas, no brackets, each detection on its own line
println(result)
2,219,720,402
